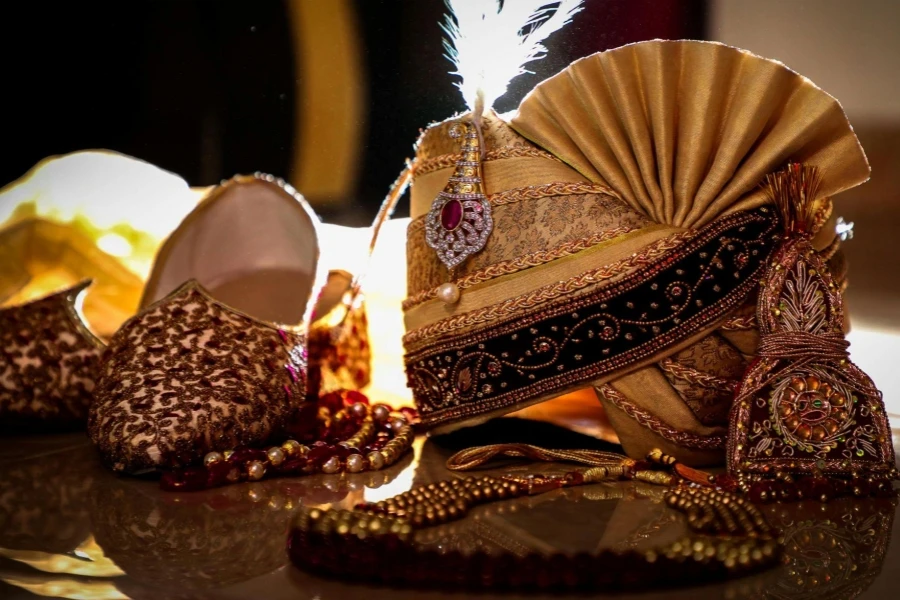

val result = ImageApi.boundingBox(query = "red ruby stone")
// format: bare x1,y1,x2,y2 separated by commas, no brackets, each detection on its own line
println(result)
711,473,739,493
563,471,585,486
399,406,418,420
440,199,463,230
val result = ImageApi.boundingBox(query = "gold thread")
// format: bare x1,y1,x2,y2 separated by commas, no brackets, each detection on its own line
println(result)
812,197,833,233
719,314,758,331
489,182,620,207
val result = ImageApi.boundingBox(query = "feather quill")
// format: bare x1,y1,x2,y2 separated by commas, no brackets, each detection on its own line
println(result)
442,0,583,120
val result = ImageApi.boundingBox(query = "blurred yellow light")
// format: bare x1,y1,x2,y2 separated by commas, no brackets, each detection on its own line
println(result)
0,574,129,600
0,536,124,577
95,233,132,257
0,150,208,280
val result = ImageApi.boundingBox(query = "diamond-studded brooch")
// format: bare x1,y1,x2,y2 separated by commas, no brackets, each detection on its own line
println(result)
425,121,493,271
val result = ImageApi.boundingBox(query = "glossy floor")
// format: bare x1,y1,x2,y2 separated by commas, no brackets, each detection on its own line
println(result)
0,418,897,600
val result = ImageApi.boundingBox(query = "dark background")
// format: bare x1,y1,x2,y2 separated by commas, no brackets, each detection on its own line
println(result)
0,0,705,222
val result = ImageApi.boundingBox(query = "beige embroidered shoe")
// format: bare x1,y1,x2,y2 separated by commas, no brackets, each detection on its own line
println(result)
88,174,335,473
0,281,104,431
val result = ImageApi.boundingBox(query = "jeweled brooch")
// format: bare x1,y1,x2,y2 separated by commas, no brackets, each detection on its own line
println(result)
425,121,493,271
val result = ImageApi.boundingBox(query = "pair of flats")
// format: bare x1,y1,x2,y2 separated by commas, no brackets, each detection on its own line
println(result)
0,174,373,473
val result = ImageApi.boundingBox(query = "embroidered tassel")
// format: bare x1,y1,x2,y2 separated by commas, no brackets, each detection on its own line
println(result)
727,163,896,486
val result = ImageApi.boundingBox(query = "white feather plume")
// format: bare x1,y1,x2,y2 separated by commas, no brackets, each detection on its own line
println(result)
442,0,584,118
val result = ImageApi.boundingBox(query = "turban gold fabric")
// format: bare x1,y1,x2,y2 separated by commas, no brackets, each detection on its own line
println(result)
403,40,869,466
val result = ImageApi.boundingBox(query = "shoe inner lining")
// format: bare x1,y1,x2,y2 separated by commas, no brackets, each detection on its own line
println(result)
143,180,318,326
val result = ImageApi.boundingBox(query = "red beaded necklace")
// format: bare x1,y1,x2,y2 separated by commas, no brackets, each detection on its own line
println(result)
160,390,417,492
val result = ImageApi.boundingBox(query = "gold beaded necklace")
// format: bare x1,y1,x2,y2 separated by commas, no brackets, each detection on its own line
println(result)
288,444,782,590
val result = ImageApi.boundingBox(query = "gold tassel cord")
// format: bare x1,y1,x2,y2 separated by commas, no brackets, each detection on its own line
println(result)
445,443,634,472
445,443,717,489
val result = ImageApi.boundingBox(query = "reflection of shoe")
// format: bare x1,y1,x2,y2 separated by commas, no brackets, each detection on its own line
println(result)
0,281,104,430
0,438,97,555
90,475,291,597
88,174,327,473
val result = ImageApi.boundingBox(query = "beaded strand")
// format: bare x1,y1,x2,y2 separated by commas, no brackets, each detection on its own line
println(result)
160,390,417,492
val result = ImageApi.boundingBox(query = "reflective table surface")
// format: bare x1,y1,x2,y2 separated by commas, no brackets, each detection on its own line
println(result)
1,419,897,600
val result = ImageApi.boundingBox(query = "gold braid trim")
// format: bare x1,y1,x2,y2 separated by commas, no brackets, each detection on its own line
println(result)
812,197,833,233
402,227,636,310
490,182,620,206
407,181,618,235
597,384,726,450
445,443,633,472
403,230,696,348
658,358,739,394
820,235,842,261
413,146,560,176
719,314,758,331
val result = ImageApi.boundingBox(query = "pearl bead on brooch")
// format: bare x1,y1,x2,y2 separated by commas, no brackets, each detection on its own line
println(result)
437,282,460,304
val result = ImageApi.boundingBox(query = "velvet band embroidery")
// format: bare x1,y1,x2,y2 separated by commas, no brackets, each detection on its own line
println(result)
407,207,781,428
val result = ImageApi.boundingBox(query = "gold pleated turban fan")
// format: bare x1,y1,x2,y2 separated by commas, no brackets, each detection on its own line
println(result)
403,34,870,466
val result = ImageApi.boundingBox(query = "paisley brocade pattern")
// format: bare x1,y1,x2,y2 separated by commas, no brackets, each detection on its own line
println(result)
88,281,307,473
403,225,637,310
0,282,102,427
407,191,653,296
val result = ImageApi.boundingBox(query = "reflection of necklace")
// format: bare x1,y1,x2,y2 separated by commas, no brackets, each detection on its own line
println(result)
289,445,781,590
